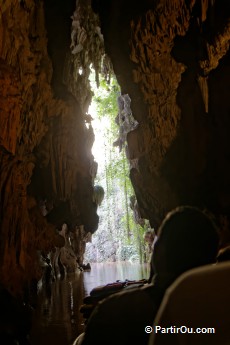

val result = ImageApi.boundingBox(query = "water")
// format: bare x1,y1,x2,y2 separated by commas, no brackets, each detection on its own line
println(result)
30,262,149,345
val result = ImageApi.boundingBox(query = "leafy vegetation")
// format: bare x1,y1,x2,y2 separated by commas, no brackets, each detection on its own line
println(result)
84,73,147,263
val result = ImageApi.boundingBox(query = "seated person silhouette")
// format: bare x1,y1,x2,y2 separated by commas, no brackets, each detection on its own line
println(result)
74,206,219,345
150,261,230,345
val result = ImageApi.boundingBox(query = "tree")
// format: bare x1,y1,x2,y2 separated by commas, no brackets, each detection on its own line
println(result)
84,72,145,263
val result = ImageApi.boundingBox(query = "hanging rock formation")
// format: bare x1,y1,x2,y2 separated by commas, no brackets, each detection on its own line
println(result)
92,0,230,230
0,0,105,296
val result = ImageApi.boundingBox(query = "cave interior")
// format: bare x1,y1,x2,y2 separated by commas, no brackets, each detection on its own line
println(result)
0,0,230,343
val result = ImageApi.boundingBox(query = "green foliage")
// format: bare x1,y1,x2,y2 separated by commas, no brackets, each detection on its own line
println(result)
84,73,145,263
94,77,120,120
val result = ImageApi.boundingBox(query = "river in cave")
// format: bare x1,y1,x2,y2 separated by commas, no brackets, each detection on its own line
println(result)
30,262,150,345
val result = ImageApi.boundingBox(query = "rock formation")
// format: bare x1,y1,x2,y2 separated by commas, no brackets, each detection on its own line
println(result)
0,0,103,296
92,0,230,231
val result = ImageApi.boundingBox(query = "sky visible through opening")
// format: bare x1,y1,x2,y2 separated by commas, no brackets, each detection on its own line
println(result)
89,96,110,179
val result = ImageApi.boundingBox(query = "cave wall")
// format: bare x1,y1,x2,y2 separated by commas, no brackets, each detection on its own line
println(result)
93,0,230,229
0,0,99,295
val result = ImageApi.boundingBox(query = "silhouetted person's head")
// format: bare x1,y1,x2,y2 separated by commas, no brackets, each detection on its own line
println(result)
153,206,219,286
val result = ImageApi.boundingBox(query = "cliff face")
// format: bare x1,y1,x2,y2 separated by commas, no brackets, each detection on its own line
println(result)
0,0,99,295
93,0,230,229
0,0,230,295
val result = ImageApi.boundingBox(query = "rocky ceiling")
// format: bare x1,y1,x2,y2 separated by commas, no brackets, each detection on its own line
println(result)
0,0,230,295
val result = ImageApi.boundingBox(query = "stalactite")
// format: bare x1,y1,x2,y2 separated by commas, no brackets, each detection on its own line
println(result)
197,76,209,113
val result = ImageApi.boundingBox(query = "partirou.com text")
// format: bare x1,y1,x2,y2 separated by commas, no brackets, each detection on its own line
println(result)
145,325,215,334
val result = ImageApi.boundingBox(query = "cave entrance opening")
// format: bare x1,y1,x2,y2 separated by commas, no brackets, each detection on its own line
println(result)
68,0,150,267
83,69,147,265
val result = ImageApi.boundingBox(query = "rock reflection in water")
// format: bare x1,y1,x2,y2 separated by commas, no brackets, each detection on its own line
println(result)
30,272,85,345
30,262,149,345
